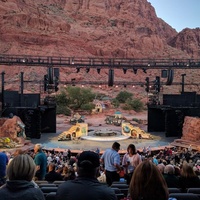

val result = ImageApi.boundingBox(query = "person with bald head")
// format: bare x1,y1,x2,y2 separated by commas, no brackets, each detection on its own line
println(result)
34,144,47,180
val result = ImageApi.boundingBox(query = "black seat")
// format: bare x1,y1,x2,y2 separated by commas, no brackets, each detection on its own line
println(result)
168,188,181,193
45,192,56,200
111,187,122,194
115,193,125,200
111,183,129,196
53,181,65,186
169,193,200,200
39,183,57,188
40,186,58,195
35,180,49,185
187,188,200,195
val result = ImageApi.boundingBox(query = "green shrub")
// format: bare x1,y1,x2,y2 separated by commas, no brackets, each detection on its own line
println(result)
128,99,144,112
80,103,95,111
111,98,120,108
116,91,133,103
56,106,71,116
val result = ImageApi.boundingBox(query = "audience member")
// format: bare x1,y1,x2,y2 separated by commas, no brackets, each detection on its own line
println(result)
56,151,117,200
0,151,8,186
34,144,47,180
157,163,165,174
45,163,63,182
163,164,180,188
100,142,121,186
0,154,45,200
122,144,142,184
129,160,169,200
179,162,200,192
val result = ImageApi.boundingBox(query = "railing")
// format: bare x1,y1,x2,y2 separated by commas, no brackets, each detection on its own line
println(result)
0,54,200,69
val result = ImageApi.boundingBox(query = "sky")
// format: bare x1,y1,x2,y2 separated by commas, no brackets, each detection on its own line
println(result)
147,0,200,32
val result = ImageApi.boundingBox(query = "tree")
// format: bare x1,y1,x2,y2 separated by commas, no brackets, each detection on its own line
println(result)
126,98,144,112
116,91,133,103
66,86,96,110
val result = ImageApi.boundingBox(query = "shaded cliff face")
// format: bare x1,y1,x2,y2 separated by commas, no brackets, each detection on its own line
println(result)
168,28,200,58
0,0,199,96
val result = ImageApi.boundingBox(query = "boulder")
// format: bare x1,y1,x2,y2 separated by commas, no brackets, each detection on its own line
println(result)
182,116,200,142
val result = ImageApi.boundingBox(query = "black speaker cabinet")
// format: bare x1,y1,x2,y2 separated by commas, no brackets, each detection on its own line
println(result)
40,106,56,133
108,69,114,86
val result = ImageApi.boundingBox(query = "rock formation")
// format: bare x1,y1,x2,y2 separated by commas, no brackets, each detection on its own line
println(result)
0,0,199,95
182,116,200,142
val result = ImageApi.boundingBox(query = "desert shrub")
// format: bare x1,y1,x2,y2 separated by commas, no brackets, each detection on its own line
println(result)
116,91,133,103
55,90,69,106
56,105,71,116
126,98,144,112
80,103,95,111
111,98,120,108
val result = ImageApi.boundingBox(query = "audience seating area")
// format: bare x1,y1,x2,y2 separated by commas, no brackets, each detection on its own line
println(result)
35,180,200,200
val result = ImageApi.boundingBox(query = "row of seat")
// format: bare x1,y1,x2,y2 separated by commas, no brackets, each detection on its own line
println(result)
36,180,200,200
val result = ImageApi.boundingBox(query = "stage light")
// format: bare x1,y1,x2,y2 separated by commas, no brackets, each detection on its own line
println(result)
143,68,147,73
123,68,127,74
97,68,101,74
133,68,137,74
86,67,90,73
76,67,80,73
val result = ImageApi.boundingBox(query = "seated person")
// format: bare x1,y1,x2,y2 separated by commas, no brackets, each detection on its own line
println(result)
56,151,117,200
45,163,63,182
0,154,45,200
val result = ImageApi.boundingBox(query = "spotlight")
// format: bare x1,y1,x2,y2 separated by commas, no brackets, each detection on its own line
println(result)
86,67,90,73
133,68,137,74
143,68,147,73
123,68,127,74
97,68,101,74
76,67,80,73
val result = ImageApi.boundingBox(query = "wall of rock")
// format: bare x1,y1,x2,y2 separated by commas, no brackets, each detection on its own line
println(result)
182,116,200,142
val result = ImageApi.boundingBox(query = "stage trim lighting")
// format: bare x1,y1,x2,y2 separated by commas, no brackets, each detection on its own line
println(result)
123,68,127,74
143,68,147,73
97,68,101,74
133,68,137,74
86,67,90,73
76,67,80,73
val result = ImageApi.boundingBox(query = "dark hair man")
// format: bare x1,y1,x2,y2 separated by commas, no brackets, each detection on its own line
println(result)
56,151,117,200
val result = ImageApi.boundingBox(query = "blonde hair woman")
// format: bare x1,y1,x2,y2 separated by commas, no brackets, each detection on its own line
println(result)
0,154,45,200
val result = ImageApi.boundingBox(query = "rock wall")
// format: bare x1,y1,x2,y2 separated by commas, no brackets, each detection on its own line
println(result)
182,116,200,142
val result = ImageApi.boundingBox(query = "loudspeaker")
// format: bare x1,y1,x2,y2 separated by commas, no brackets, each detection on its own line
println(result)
161,70,168,78
40,106,56,133
108,69,114,87
54,68,59,77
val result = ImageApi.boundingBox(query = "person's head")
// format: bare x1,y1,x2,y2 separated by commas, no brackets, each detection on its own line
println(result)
181,162,197,178
157,163,165,174
12,149,24,157
112,142,120,152
130,160,169,200
48,163,56,172
127,144,136,155
34,143,42,153
77,151,100,178
164,164,175,174
7,154,36,181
